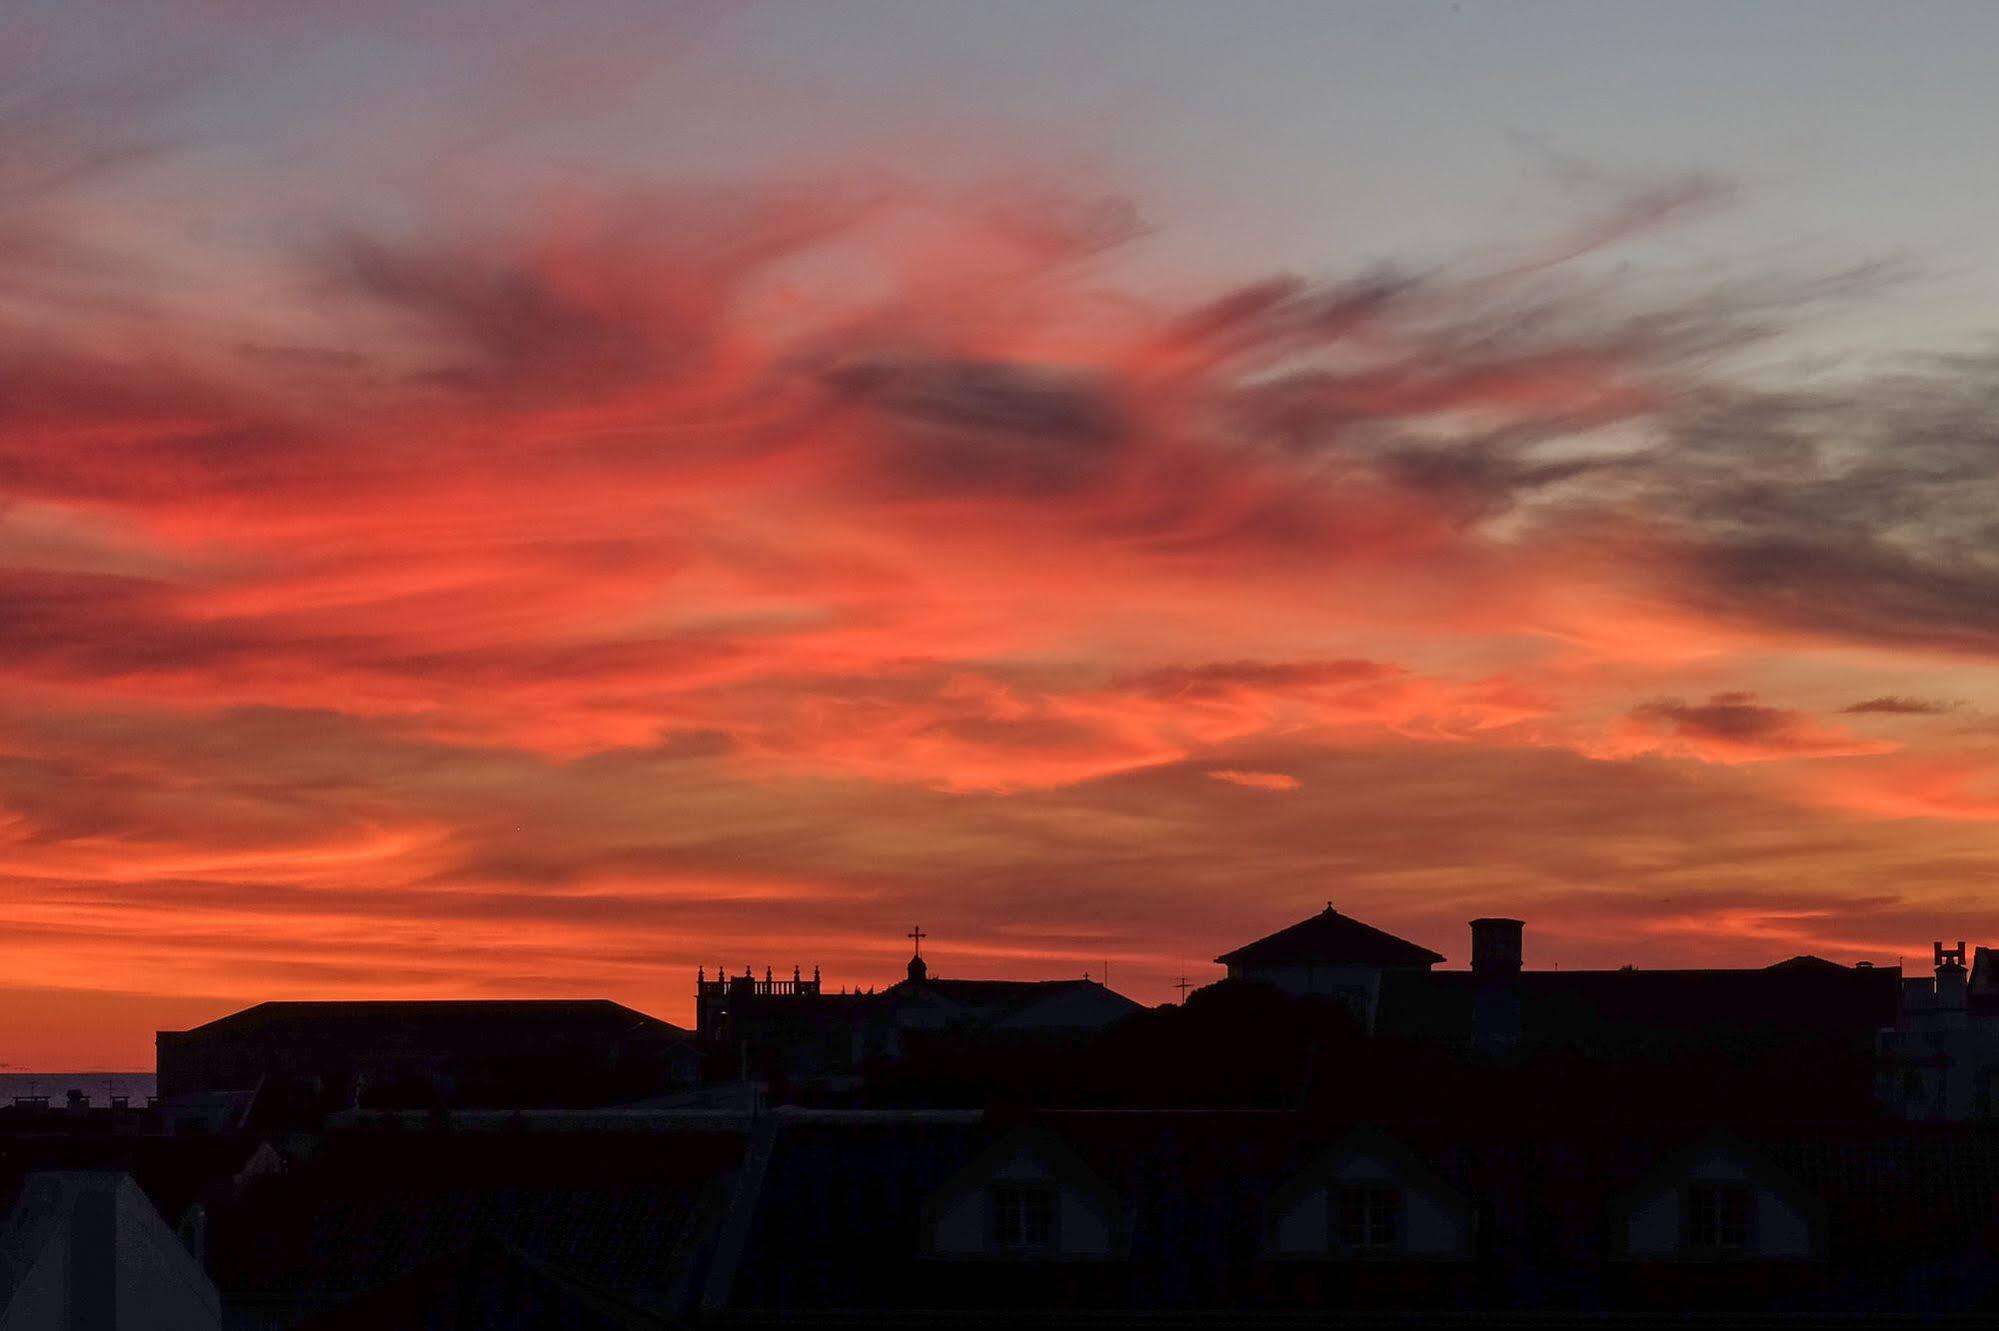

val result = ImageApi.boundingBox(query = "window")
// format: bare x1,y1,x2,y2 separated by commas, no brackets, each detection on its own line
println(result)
1686,1182,1751,1253
1334,1184,1399,1253
993,1183,1055,1251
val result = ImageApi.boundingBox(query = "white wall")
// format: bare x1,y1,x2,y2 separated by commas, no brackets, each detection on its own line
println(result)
1272,1188,1328,1253
1059,1191,1112,1255
1238,963,1383,1028
1622,1151,1813,1260
930,1187,989,1255
890,992,959,1032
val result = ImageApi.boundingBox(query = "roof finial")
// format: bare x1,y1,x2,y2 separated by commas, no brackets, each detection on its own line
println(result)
907,924,926,957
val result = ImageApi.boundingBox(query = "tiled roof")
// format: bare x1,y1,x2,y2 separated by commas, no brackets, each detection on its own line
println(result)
729,1117,988,1310
719,1109,1999,1316
295,1231,675,1329
1214,906,1446,969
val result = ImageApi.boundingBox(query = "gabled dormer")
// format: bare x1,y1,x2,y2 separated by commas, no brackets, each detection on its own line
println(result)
1612,1134,1823,1262
1265,1127,1474,1261
921,1126,1126,1261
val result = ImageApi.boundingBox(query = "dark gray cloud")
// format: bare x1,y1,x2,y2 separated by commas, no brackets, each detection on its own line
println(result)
820,355,1126,498
1630,692,1804,745
1622,691,1876,759
1841,696,1957,716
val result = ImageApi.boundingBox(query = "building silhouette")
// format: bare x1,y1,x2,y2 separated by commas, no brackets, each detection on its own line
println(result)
156,1000,694,1115
7,901,1999,1326
694,940,1146,1089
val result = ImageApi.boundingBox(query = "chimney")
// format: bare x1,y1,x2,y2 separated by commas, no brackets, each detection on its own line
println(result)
1935,939,1969,1016
1470,918,1524,1058
1471,918,1524,979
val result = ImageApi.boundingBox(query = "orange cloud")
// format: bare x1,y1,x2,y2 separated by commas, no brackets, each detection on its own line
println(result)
1207,769,1301,791
1802,755,1999,822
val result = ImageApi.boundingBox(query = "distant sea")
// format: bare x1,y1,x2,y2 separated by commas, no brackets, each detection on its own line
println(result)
0,1072,156,1103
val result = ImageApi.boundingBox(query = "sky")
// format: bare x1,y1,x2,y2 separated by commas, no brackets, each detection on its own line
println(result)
8,2,1999,1068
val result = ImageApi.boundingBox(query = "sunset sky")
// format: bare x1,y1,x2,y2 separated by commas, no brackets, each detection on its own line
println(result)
10,2,1999,1069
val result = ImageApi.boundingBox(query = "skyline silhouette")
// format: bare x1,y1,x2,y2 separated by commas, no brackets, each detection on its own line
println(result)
12,8,1999,1325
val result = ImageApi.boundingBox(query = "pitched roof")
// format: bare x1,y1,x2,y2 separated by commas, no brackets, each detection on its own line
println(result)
1768,953,1849,971
0,1172,221,1327
1214,906,1445,969
174,999,685,1041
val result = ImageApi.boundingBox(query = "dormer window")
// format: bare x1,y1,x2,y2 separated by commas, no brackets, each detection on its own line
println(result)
994,1183,1055,1252
923,1129,1123,1261
1333,1184,1400,1254
1267,1129,1472,1262
1616,1137,1820,1263
1685,1182,1750,1253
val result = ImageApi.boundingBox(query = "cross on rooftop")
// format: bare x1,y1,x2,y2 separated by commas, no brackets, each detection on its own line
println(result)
1173,975,1193,1003
907,925,926,956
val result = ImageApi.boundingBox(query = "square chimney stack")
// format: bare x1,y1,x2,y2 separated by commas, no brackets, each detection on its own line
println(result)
1470,918,1524,1058
1471,918,1524,979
